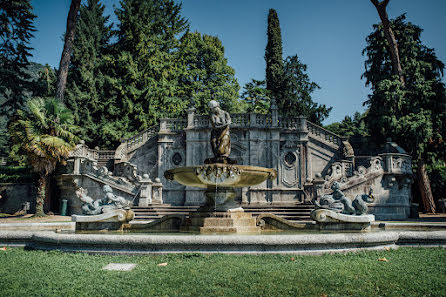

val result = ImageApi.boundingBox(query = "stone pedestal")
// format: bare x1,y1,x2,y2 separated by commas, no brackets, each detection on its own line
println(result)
203,186,240,212
186,210,260,234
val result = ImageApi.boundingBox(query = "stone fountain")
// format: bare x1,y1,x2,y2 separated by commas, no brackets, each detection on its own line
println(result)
164,100,277,233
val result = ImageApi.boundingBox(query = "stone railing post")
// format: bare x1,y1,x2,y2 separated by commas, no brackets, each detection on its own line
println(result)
152,178,163,204
187,107,195,129
250,113,257,128
271,99,278,127
159,119,168,133
138,175,153,206
312,174,326,201
298,116,307,132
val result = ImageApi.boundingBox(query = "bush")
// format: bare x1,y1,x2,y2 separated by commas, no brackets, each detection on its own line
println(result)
0,166,34,183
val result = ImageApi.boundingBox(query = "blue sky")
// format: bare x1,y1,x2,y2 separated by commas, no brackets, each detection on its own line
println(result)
29,0,446,124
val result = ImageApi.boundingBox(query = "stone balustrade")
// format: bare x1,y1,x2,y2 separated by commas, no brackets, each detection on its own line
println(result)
74,110,344,168
306,121,342,147
122,125,158,151
279,116,306,130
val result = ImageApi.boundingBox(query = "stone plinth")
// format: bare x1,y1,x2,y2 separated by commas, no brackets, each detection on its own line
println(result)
72,209,135,231
186,210,260,234
311,209,375,230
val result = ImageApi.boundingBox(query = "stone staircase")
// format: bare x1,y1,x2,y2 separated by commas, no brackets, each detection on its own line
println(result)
241,204,314,221
131,205,200,221
131,204,314,222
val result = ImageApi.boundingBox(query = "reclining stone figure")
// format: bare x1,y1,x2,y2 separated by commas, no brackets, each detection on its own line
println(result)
76,185,129,215
314,182,374,215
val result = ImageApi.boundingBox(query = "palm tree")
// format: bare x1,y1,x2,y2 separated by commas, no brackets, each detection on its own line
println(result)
8,98,79,216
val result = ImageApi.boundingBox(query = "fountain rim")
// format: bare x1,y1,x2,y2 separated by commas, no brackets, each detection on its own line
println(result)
1,229,445,255
164,163,277,188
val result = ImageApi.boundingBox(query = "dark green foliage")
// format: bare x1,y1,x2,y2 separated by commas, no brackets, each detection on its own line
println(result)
0,0,36,115
280,55,331,124
0,0,36,159
363,14,446,160
265,8,284,100
95,0,190,147
427,161,446,200
178,31,241,114
8,97,79,215
325,112,373,155
363,14,446,202
262,9,330,123
0,165,34,183
0,248,445,296
241,79,270,114
34,64,57,98
243,55,330,123
65,0,112,148
63,0,242,148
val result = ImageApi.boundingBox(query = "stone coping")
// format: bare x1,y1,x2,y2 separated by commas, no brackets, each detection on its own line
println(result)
0,222,75,231
0,229,445,255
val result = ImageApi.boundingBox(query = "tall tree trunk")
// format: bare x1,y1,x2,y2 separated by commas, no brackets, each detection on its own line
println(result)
370,0,405,87
35,173,47,217
55,0,81,102
417,160,436,213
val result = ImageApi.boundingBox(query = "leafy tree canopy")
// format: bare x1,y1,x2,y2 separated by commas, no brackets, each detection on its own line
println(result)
363,14,446,162
65,0,112,148
178,31,241,114
241,79,270,114
8,97,79,215
280,55,331,124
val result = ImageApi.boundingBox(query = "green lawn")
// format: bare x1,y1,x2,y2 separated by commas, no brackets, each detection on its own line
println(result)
0,247,445,297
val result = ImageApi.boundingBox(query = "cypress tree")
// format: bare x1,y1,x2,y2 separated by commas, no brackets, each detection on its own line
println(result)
265,8,284,101
65,0,112,148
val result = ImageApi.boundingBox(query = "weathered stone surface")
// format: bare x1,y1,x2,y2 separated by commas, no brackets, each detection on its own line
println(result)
72,209,134,231
58,109,413,221
0,183,36,214
2,229,445,254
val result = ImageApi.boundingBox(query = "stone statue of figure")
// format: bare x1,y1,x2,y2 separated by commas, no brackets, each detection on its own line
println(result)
102,185,129,211
76,188,103,215
76,185,129,215
206,100,236,164
331,182,355,214
315,182,374,215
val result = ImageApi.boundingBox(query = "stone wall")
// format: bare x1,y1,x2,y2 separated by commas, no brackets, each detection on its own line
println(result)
0,183,36,214
58,108,413,220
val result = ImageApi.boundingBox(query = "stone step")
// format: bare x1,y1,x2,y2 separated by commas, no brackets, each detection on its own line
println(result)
202,217,256,228
199,225,260,234
131,204,314,221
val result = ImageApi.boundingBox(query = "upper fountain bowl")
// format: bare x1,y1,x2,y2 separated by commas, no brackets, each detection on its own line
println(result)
164,163,277,188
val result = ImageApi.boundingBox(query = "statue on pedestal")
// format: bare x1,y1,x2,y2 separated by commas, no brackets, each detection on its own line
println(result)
205,100,236,164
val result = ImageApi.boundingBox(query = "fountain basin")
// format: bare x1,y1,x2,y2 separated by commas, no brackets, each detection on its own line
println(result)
164,163,277,188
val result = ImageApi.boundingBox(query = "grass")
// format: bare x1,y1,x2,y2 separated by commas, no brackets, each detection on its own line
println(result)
0,248,445,296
